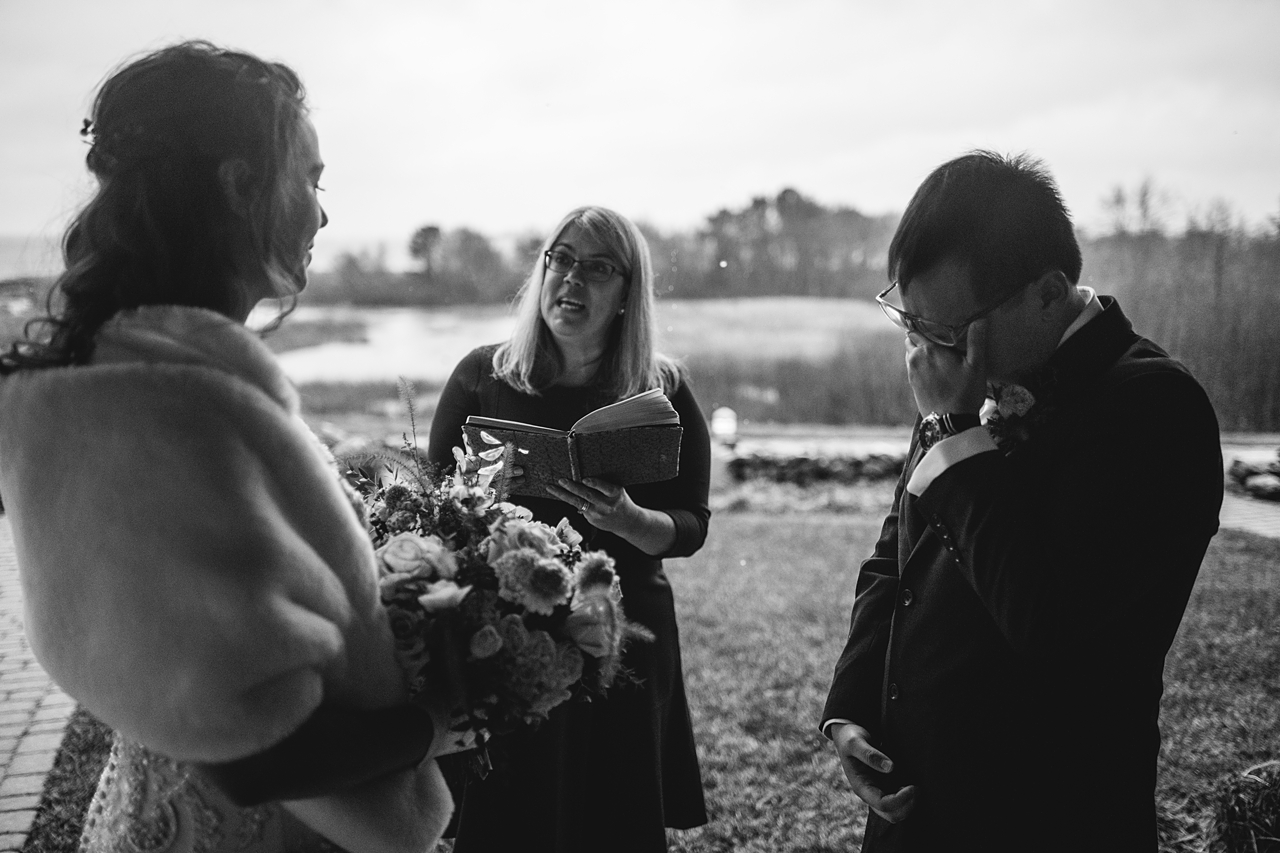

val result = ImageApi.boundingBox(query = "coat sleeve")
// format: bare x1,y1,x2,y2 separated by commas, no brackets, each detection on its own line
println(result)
820,422,914,736
9,366,406,764
913,366,1223,663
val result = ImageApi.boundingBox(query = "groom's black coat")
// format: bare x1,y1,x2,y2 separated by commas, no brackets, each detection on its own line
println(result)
823,298,1223,852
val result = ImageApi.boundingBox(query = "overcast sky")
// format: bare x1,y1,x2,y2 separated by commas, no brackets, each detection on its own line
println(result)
2,0,1277,272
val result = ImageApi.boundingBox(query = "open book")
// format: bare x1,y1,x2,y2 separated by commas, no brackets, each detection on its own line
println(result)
463,389,683,498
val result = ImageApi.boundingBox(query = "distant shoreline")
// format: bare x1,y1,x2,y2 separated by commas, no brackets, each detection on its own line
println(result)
0,235,61,281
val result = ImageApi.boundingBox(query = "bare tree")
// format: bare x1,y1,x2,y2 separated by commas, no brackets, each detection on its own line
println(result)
1103,185,1130,236
409,225,442,278
1134,178,1167,235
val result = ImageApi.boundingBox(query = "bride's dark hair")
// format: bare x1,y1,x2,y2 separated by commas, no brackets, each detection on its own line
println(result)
1,40,308,372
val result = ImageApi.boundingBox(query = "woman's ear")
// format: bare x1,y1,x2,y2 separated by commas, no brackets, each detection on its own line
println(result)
217,159,253,218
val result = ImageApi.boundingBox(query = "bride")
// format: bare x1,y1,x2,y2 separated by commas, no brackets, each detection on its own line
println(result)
0,41,451,853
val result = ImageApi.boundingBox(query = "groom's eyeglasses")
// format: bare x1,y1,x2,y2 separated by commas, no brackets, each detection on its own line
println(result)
876,279,1032,348
544,250,626,284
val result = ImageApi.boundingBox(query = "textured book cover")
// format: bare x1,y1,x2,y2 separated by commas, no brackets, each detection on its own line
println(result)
462,423,682,498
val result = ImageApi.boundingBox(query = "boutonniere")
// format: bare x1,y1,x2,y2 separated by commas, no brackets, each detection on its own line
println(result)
982,381,1047,452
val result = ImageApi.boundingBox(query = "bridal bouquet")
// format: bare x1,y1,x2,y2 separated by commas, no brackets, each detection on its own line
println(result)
342,409,648,752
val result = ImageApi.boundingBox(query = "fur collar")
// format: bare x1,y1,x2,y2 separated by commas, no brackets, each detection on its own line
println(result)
91,304,299,412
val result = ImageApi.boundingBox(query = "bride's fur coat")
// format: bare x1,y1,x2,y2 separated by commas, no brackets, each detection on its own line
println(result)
0,305,450,853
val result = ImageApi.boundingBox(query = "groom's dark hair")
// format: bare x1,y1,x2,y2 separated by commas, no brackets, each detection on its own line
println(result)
887,150,1082,303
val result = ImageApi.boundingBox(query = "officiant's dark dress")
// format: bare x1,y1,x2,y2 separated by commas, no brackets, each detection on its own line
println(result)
428,344,710,853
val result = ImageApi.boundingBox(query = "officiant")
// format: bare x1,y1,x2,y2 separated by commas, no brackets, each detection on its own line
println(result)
427,205,712,853
820,151,1223,852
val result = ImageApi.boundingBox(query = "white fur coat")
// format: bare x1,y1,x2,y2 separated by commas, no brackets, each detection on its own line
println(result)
0,305,450,853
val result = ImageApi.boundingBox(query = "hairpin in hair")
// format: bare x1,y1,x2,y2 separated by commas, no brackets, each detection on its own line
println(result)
80,119,94,139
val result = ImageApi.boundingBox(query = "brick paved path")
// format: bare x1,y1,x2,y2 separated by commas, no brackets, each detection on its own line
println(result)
0,517,76,852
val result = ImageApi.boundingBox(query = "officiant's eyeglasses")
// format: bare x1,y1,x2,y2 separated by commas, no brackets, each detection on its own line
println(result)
876,280,1029,348
544,250,626,283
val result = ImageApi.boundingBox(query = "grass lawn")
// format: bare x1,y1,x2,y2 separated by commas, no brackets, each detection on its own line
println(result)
666,511,882,852
664,517,1280,852
19,513,1280,852
1156,527,1280,847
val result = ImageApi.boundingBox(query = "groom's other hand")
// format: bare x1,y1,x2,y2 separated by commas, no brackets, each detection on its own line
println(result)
831,722,917,823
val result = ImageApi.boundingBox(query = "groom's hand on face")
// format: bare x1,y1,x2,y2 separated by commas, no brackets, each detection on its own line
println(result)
905,318,990,417
831,723,917,824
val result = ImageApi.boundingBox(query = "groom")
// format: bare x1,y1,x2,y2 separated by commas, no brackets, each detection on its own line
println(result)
821,151,1223,851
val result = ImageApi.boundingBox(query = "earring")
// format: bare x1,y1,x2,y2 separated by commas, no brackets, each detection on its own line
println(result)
618,306,626,316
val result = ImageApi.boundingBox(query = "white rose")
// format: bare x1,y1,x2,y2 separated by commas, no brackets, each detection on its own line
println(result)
418,580,472,613
377,533,458,580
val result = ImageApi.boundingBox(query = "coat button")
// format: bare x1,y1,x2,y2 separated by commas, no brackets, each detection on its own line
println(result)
889,682,900,700
900,588,914,607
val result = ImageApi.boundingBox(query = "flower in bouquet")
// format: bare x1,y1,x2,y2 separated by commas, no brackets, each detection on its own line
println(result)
565,597,615,660
554,517,583,550
574,551,622,599
419,579,472,613
386,605,431,675
564,552,634,687
486,515,564,562
449,444,505,505
378,532,458,580
492,614,584,718
492,547,574,616
469,624,504,660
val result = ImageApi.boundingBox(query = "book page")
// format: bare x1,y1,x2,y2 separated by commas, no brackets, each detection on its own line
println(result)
570,388,681,434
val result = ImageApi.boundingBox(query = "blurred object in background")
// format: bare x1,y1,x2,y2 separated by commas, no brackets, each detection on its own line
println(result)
710,407,738,449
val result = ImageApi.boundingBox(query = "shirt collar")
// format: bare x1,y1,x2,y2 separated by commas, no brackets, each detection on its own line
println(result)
1057,285,1101,348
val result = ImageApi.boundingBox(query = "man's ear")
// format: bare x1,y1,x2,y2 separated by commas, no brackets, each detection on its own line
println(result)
217,159,253,218
1033,270,1071,310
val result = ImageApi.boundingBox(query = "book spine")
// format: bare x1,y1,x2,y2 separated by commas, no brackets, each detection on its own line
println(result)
567,433,580,481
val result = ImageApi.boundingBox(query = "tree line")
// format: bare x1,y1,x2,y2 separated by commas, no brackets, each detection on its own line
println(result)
303,188,899,305
300,182,1279,431
1083,226,1280,432
3,183,1274,430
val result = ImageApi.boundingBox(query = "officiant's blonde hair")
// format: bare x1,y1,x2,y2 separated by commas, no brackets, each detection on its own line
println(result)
492,206,683,399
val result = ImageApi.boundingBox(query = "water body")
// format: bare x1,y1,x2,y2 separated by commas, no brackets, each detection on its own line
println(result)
0,236,60,281
268,304,518,384
266,298,886,385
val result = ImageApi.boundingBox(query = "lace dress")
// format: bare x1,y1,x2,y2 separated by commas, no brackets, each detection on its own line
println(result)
78,734,346,853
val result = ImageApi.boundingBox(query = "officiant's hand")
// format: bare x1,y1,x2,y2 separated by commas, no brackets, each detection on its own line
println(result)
548,476,634,533
831,722,917,824
905,318,989,416
547,477,678,556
